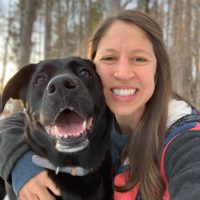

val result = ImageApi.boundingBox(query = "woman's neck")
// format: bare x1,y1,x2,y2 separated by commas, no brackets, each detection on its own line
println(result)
115,113,142,135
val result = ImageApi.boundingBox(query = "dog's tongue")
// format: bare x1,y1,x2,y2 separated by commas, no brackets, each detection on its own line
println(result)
52,112,84,137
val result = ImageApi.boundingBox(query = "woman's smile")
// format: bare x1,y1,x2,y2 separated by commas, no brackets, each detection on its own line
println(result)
112,87,136,96
110,86,137,102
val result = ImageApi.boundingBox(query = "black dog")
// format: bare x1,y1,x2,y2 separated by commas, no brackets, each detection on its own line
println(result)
0,178,5,199
0,57,113,199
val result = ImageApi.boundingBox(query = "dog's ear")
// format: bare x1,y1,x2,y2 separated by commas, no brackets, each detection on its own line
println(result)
83,59,96,71
0,63,37,113
83,58,102,82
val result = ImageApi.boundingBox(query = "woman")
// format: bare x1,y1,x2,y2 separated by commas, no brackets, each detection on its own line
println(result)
1,10,200,200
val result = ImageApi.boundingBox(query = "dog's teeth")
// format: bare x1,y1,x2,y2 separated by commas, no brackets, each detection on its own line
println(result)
54,127,59,136
69,107,74,111
45,126,50,134
83,121,87,131
64,134,68,138
68,133,72,136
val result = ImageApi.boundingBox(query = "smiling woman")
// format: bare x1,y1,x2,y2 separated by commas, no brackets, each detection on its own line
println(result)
87,9,200,200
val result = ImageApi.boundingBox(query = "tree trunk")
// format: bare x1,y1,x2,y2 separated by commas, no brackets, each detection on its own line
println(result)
170,1,184,96
103,0,121,18
1,0,12,85
183,0,192,100
193,0,200,108
44,0,53,59
137,0,150,13
19,0,39,67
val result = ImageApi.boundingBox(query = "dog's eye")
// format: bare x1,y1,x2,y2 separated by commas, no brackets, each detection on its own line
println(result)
78,69,91,78
34,75,47,85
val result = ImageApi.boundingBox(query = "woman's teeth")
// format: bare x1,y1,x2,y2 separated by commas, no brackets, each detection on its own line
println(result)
112,88,136,96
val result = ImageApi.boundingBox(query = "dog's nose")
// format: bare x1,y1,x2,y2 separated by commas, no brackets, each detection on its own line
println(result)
47,76,78,94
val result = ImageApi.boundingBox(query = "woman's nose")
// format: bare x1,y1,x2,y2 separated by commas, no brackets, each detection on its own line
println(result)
113,59,134,80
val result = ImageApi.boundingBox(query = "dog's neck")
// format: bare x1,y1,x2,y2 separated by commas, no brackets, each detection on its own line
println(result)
32,155,94,176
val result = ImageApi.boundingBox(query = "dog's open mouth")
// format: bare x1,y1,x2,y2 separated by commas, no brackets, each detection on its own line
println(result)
45,108,93,153
45,109,93,139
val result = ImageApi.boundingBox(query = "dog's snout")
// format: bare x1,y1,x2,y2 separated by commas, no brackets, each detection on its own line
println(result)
47,76,78,94
64,80,77,89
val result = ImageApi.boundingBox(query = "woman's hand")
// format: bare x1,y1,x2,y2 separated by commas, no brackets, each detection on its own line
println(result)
19,170,61,200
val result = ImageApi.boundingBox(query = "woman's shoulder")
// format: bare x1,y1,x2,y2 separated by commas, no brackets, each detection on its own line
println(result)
164,127,200,199
164,115,200,179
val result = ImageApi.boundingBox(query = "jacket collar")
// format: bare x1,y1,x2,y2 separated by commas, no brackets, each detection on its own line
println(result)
167,99,192,128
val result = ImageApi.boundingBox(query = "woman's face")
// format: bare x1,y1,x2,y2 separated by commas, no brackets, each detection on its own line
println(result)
94,21,157,120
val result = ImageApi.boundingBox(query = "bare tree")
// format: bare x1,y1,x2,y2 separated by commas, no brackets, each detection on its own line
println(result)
170,1,184,95
103,0,121,17
44,0,53,59
137,0,151,13
122,0,134,9
1,0,13,86
183,0,193,100
19,0,40,67
192,0,200,107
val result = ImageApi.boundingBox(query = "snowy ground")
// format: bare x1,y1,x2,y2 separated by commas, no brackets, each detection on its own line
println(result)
4,195,9,200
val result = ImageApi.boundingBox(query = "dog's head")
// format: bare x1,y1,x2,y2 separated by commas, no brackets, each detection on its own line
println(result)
0,57,112,167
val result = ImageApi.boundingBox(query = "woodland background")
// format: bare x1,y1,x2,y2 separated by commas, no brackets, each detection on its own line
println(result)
0,0,200,116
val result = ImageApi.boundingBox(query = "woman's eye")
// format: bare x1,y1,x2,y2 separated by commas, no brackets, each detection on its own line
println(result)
100,56,117,63
102,56,114,61
131,57,147,63
79,69,91,78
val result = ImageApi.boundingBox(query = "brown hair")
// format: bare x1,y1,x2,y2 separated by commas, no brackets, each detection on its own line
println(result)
88,10,172,200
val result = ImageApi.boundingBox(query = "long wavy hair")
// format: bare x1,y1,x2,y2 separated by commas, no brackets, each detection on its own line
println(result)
88,10,172,200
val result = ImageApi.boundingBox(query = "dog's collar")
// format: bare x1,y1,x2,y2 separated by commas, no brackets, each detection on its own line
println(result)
32,155,93,176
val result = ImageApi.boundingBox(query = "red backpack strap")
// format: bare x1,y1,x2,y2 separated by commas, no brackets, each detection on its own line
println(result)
160,134,179,200
190,122,200,130
114,171,140,200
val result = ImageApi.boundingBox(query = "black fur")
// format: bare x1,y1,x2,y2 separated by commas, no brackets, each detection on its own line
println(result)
0,57,113,200
0,178,6,199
